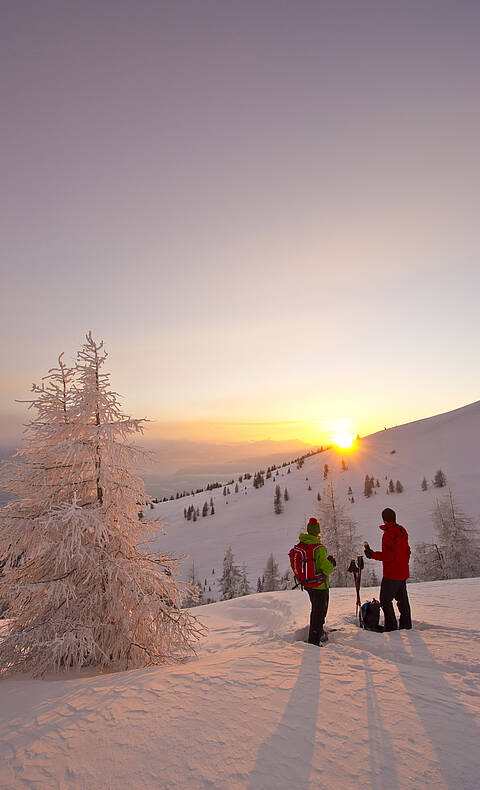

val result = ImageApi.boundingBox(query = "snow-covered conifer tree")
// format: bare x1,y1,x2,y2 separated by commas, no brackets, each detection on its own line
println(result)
239,563,251,596
219,546,242,600
273,484,283,514
183,562,205,607
317,481,361,587
0,334,202,676
262,553,281,591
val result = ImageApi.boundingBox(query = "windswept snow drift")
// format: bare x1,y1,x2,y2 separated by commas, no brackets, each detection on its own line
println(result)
1,580,479,789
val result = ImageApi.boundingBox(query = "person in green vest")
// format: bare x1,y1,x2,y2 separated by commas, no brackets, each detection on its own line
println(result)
299,517,336,644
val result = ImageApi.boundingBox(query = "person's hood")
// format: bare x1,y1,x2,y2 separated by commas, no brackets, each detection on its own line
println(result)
298,533,323,544
380,522,408,539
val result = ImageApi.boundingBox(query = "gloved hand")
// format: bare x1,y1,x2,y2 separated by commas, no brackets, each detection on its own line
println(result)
364,543,373,559
327,555,336,567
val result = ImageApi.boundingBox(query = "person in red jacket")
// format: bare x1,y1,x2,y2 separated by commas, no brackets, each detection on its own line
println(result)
364,507,412,631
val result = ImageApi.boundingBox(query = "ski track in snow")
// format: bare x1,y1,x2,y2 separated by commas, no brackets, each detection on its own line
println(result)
1,580,479,790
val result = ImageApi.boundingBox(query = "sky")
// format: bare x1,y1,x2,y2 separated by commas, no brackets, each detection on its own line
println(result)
1,0,479,449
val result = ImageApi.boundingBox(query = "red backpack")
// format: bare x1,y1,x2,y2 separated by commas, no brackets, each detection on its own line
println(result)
289,542,327,590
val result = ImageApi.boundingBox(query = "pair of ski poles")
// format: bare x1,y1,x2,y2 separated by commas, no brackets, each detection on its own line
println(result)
347,555,364,626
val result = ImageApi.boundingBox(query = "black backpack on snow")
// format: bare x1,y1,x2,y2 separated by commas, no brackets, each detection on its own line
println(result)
361,599,381,631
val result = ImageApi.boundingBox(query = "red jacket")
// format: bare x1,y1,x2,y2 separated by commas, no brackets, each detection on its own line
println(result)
371,522,411,581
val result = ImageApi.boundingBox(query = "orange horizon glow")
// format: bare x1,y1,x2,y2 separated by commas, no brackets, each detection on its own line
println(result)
140,416,365,446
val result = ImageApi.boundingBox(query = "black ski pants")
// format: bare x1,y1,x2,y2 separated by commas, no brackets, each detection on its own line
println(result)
380,578,412,631
306,587,329,645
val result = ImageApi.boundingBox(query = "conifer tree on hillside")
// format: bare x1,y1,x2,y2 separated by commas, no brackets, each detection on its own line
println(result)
219,546,242,600
183,563,205,607
388,479,395,493
263,553,281,592
364,475,374,498
421,476,428,491
433,469,447,488
0,334,201,677
274,484,283,514
239,564,251,596
395,480,404,493
317,482,361,587
280,568,293,589
323,464,329,480
284,488,289,501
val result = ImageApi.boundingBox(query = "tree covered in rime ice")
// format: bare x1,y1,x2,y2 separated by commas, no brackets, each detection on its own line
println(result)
414,490,480,581
239,563,252,596
219,546,242,600
317,482,361,587
431,490,480,579
183,562,204,607
0,334,202,677
262,553,281,591
413,541,445,581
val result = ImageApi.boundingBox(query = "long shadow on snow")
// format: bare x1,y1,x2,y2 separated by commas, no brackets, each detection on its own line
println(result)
246,644,320,790
363,653,401,790
393,630,480,790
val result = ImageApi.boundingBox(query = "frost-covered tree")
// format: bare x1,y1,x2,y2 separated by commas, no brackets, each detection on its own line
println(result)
280,568,293,590
239,564,251,596
395,480,404,493
421,476,428,491
431,490,480,579
364,567,379,586
284,487,289,501
317,482,361,587
413,541,445,581
0,334,202,677
263,553,281,591
219,546,242,600
183,562,205,607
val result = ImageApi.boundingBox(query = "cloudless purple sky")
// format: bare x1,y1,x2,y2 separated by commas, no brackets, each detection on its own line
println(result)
1,1,479,445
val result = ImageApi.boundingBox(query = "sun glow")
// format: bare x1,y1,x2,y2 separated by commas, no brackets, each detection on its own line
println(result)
332,432,355,449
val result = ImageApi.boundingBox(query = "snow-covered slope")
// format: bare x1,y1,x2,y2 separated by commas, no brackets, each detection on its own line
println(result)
147,401,480,594
1,580,479,789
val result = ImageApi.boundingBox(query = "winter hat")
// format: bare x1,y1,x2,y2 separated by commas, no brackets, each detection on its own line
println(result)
307,517,320,536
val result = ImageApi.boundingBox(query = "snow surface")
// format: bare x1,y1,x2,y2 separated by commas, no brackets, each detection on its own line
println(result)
1,579,479,789
146,401,480,594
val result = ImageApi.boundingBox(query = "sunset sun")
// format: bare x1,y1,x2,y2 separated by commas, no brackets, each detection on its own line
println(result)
333,431,355,449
